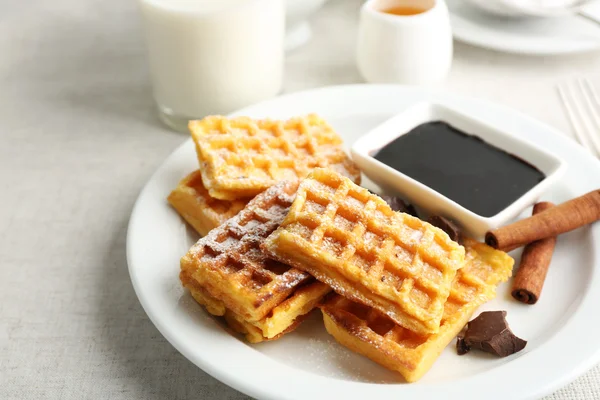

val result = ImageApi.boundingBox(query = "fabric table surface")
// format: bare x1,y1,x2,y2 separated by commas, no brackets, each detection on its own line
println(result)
1,0,599,398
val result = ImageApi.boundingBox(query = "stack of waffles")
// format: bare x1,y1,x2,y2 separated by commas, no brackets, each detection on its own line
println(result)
168,114,361,235
170,114,514,381
170,114,360,342
262,168,513,381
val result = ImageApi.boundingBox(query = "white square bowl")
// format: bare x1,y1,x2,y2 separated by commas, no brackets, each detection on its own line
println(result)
351,102,567,238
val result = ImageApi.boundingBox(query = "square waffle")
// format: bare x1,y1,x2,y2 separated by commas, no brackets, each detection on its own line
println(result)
320,239,513,382
181,180,331,331
262,168,465,335
167,170,248,236
183,275,271,343
189,114,361,200
181,263,329,342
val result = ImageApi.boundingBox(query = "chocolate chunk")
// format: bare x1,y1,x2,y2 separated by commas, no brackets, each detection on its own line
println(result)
456,335,470,355
380,195,405,212
460,311,527,357
380,195,419,217
428,215,462,244
405,204,418,218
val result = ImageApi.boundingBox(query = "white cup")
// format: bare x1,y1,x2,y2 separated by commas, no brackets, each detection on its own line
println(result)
138,0,285,132
357,0,453,86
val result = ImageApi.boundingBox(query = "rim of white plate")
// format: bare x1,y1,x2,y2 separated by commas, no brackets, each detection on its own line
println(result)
127,84,600,400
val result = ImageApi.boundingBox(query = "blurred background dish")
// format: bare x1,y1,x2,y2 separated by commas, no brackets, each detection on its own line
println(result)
285,0,329,50
462,0,529,17
448,0,600,54
463,0,592,18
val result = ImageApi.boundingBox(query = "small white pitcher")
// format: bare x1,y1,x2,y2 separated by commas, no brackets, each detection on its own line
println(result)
357,0,453,85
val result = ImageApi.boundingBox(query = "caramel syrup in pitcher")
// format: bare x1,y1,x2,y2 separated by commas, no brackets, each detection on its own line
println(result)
382,6,428,15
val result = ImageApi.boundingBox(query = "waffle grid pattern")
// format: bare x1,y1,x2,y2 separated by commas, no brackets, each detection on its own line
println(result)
181,181,313,322
190,114,360,200
182,258,329,342
167,170,248,236
321,239,513,382
264,168,465,334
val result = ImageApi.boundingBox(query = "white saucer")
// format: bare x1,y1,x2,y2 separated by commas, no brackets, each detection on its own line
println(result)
448,0,600,55
127,85,600,400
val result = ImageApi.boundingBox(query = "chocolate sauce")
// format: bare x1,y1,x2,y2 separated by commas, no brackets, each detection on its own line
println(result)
373,121,546,217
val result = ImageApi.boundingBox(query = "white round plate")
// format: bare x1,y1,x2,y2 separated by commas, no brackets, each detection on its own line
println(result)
447,0,600,55
127,85,600,400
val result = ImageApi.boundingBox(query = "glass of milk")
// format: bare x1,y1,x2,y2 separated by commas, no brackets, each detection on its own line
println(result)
138,0,285,132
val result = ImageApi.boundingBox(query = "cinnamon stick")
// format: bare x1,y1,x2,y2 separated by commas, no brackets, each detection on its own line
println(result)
485,189,600,251
511,202,556,305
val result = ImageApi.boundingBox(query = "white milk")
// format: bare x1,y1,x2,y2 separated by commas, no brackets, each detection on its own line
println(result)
139,0,285,130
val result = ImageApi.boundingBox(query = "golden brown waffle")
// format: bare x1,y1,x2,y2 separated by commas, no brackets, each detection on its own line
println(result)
189,114,361,200
187,280,226,317
184,269,323,343
167,170,248,236
184,276,268,343
263,168,465,335
217,283,326,342
181,181,331,341
181,180,308,322
254,280,329,338
181,261,329,341
179,180,330,341
320,239,513,382
223,308,312,344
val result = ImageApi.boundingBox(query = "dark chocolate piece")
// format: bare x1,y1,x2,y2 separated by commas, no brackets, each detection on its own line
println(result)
380,195,419,217
372,121,546,217
460,311,527,357
405,204,418,218
456,335,470,355
381,195,408,212
428,215,462,244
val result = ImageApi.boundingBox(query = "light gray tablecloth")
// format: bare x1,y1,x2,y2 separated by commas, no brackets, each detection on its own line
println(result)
1,0,599,398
